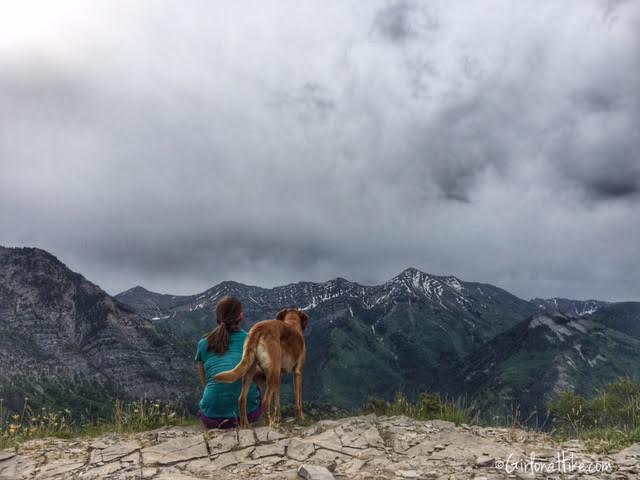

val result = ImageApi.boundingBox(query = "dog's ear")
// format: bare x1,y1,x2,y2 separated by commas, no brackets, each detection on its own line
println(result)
275,309,289,321
298,310,309,330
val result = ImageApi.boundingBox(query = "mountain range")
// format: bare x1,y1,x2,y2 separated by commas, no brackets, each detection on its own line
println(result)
115,269,540,405
1,245,638,419
113,262,640,415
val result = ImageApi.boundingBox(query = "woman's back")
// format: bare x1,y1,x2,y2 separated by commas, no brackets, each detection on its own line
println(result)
195,330,261,418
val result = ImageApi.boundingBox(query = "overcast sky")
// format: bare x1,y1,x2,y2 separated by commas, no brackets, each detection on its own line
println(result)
1,1,639,301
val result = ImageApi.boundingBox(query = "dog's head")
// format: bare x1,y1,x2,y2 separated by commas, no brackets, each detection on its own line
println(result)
276,308,309,330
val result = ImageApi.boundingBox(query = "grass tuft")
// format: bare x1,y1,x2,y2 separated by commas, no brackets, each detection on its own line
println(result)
0,398,192,449
365,391,471,425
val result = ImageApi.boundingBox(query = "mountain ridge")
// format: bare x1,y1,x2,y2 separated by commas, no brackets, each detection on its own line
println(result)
0,246,197,413
449,311,640,417
115,266,536,320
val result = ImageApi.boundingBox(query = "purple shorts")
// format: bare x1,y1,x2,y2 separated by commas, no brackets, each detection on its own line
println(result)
198,405,262,429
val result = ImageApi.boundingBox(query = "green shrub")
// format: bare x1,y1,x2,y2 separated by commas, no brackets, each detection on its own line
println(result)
548,377,640,452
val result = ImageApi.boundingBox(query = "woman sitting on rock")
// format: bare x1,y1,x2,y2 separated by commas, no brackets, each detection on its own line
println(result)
195,296,262,429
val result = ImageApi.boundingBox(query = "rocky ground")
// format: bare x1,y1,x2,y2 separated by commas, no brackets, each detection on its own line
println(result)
0,415,638,479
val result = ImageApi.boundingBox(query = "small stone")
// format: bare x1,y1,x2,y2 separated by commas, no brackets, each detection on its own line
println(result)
475,454,495,467
397,469,422,478
298,463,336,480
88,441,109,450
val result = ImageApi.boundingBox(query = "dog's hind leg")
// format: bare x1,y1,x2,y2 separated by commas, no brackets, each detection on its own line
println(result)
270,371,282,426
262,360,281,426
262,377,273,427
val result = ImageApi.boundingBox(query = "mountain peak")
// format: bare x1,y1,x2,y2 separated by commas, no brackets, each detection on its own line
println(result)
0,245,64,264
326,276,354,287
398,267,424,277
116,285,153,297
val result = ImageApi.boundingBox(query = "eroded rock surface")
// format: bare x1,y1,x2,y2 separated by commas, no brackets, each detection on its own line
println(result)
0,415,636,479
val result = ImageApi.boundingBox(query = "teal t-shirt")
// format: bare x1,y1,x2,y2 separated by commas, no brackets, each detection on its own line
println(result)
195,330,261,418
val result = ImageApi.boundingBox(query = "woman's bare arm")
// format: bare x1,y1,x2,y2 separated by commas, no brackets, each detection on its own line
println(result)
198,361,206,386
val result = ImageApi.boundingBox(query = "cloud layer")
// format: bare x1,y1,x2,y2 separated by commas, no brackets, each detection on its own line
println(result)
1,0,639,301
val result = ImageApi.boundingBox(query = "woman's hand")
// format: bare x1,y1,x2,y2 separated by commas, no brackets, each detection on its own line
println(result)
197,361,206,387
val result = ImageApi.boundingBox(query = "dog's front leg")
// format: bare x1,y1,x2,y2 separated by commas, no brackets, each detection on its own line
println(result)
294,368,304,421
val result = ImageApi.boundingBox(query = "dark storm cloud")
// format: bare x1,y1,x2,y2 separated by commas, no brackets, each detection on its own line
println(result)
372,0,418,43
571,89,623,113
1,0,639,301
371,0,439,44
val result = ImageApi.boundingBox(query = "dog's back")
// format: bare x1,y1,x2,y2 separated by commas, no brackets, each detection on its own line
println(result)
252,320,305,373
214,318,304,383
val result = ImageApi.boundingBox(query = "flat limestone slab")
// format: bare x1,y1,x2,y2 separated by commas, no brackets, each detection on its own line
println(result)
36,460,86,479
142,435,208,466
287,438,316,461
0,455,39,480
0,452,15,463
90,440,140,464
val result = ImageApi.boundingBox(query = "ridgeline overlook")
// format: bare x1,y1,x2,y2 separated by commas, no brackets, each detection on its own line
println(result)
2,415,640,479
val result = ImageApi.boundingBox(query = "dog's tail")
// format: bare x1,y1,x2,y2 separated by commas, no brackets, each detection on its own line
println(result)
213,333,258,383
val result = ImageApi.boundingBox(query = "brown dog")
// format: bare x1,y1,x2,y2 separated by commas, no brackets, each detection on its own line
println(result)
214,308,309,427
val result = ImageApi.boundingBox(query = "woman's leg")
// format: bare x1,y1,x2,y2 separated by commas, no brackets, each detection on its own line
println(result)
198,410,238,430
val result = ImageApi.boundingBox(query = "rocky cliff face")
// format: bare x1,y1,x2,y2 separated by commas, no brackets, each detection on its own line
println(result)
1,415,637,479
0,247,195,411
